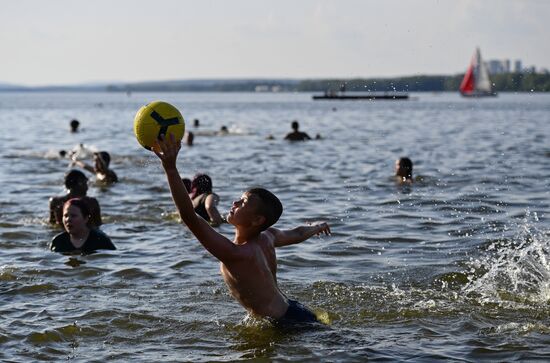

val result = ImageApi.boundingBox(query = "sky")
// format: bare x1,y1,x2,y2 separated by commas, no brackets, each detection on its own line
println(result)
1,0,549,86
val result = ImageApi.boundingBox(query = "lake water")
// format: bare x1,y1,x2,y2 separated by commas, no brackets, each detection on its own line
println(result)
1,91,549,361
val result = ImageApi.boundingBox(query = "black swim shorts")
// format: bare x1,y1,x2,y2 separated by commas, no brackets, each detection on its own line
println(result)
273,299,318,325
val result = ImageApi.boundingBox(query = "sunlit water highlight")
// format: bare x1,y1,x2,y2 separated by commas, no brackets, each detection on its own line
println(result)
1,92,549,361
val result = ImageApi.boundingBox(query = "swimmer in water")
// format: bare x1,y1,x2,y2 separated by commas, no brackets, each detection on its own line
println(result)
218,125,229,135
284,120,312,141
185,131,194,146
72,151,118,184
70,119,80,133
50,198,115,254
49,170,102,229
154,134,331,325
189,173,224,227
395,157,413,183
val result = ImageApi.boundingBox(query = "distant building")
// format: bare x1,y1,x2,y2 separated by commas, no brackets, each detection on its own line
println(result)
487,59,511,74
255,84,283,92
514,60,522,73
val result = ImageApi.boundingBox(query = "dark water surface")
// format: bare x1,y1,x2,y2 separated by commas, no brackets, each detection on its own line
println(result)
1,92,549,361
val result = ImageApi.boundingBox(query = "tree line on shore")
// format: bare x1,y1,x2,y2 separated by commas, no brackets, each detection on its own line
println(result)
4,74,549,93
295,73,550,93
106,73,550,93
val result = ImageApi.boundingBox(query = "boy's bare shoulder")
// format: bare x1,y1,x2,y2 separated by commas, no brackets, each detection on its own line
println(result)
235,231,275,250
49,195,66,206
260,229,278,245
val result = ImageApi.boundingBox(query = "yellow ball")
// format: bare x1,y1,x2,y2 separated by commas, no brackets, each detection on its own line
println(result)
133,101,185,150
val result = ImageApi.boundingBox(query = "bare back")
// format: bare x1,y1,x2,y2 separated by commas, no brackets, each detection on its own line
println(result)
220,230,288,318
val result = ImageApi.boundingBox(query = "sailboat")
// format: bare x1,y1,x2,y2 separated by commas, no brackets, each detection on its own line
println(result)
459,47,496,97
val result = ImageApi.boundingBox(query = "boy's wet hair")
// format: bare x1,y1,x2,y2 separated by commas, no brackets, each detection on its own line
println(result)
64,170,88,189
95,151,111,167
64,198,91,220
247,188,283,231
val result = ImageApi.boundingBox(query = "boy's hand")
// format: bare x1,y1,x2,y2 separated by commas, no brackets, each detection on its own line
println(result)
271,222,331,247
314,222,331,236
153,134,181,170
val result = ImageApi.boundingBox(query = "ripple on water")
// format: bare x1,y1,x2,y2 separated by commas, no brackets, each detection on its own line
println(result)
26,324,82,344
2,92,550,361
110,268,156,280
5,283,58,295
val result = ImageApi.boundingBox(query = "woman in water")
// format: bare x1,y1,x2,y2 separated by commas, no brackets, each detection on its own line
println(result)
50,198,116,254
190,173,224,227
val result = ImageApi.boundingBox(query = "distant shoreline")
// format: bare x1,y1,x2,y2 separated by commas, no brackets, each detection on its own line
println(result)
1,73,549,93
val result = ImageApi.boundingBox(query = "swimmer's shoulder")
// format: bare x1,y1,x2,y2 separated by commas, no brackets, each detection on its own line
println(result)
49,195,67,206
263,227,280,244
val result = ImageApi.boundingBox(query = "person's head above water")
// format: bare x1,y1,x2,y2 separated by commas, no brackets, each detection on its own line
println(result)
70,119,80,132
93,151,111,171
248,188,283,230
64,169,89,192
63,198,91,230
395,157,413,180
228,188,283,231
291,120,300,131
190,173,213,199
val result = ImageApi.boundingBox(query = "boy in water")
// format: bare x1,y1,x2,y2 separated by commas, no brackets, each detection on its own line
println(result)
49,170,102,229
154,135,331,324
72,151,118,184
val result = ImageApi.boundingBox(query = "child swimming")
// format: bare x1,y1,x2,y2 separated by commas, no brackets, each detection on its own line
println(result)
154,134,331,324
72,151,118,184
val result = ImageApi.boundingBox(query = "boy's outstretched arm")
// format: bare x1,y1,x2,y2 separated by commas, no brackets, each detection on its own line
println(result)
269,222,331,248
72,160,95,174
153,135,243,262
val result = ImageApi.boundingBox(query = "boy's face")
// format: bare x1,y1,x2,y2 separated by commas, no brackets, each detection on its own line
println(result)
226,192,264,228
63,204,89,233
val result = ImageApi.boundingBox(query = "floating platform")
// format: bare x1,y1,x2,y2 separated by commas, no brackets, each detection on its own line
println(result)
313,92,409,100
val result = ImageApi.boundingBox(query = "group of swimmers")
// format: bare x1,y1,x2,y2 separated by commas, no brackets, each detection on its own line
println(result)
49,121,119,253
184,119,229,146
187,119,324,144
47,116,414,326
49,120,226,254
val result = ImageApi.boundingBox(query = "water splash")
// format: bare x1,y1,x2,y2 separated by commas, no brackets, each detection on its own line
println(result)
463,210,550,307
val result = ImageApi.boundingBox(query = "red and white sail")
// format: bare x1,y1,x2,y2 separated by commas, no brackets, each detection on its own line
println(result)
460,48,495,97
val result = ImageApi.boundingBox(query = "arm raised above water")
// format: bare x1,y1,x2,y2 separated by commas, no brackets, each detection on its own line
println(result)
72,160,95,174
205,194,224,227
268,222,331,248
153,135,243,262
